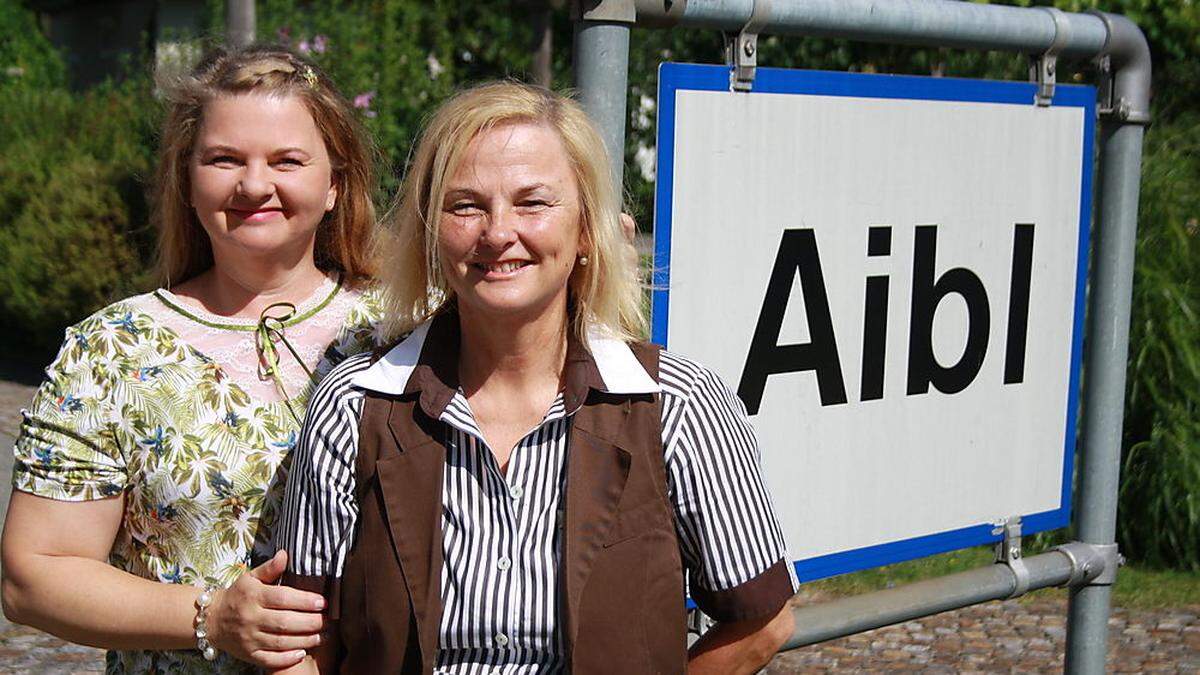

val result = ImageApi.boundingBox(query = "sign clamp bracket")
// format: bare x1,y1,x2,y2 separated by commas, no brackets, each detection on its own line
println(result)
1086,10,1152,125
727,0,772,92
994,516,1030,598
1031,6,1071,107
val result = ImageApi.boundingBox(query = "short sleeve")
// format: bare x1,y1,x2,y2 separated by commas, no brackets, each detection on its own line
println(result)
12,321,128,501
277,356,367,618
661,354,797,623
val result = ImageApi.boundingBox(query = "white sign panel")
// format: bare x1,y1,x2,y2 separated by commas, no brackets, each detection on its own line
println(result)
653,64,1094,580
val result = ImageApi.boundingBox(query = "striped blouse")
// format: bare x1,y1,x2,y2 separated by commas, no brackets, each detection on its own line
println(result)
277,320,796,673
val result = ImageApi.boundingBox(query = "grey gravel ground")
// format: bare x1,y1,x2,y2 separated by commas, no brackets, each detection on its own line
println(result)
1,380,1197,673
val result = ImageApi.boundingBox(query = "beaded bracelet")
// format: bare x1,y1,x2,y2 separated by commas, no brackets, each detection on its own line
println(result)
194,585,218,661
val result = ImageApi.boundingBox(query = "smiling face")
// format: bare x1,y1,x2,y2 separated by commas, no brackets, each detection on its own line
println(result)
437,121,586,326
189,93,337,266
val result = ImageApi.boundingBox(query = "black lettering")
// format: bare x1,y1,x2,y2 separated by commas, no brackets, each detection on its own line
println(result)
860,226,891,401
1004,224,1035,384
738,229,847,414
906,225,991,395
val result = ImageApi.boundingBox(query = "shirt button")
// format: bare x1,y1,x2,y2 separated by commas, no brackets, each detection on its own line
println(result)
494,632,509,647
510,485,524,499
497,557,512,571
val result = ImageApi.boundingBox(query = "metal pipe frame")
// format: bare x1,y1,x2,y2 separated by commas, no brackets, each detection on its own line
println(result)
572,2,1151,672
225,0,256,49
782,543,1105,649
573,1,636,192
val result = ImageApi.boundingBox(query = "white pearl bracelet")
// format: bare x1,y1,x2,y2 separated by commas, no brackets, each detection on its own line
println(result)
193,585,218,661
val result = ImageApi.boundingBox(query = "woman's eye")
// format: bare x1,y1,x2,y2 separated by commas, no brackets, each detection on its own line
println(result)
208,155,239,167
449,203,481,215
518,200,550,210
275,157,305,168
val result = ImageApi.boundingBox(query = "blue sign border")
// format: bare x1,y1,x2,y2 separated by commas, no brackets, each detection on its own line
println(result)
652,63,1095,583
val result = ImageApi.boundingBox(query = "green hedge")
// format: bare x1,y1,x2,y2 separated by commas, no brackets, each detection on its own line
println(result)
0,80,156,354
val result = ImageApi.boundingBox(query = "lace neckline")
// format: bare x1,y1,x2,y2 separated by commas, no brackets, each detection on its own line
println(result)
153,275,343,331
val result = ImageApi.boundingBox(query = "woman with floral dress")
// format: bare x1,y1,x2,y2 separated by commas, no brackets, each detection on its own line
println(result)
0,45,387,673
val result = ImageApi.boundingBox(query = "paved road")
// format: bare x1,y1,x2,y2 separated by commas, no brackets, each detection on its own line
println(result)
0,382,22,527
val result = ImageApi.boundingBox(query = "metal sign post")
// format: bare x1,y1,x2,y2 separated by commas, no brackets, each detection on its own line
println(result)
572,2,1151,673
225,0,256,48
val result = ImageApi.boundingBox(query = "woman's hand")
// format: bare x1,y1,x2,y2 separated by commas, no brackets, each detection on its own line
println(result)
206,550,326,670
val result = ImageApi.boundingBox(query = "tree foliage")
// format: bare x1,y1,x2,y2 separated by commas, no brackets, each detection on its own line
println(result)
0,0,66,89
255,0,551,192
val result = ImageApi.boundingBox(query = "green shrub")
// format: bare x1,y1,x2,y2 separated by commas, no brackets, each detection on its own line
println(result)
256,0,542,193
0,0,67,90
1118,114,1200,571
0,77,157,355
0,155,147,349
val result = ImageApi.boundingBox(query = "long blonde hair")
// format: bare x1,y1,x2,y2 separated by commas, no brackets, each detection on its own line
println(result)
379,81,645,344
153,44,377,286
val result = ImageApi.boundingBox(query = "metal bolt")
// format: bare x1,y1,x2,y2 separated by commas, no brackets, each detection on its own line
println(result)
1010,547,1021,559
1081,562,1092,575
744,39,756,57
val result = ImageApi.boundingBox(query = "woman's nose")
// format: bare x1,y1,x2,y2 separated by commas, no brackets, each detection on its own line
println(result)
480,208,518,247
236,162,275,200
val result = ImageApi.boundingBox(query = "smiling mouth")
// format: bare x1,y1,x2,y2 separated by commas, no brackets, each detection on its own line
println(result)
473,261,532,274
228,208,283,222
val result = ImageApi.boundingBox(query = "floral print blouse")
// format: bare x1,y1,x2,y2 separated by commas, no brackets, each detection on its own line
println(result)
11,277,387,674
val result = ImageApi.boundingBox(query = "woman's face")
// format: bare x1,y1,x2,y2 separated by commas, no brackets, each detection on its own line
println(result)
437,121,586,325
189,93,337,265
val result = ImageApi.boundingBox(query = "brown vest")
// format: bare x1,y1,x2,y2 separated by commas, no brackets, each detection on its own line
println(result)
336,331,687,674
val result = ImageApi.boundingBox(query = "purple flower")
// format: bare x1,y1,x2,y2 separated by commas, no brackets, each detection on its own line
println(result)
312,35,329,54
297,39,311,54
353,91,376,109
353,91,377,118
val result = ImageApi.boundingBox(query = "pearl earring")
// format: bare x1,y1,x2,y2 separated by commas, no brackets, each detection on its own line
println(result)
578,255,590,266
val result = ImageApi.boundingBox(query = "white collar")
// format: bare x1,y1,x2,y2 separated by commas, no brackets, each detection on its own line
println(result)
351,319,659,396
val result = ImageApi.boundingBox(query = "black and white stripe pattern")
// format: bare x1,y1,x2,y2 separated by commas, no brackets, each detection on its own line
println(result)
277,348,795,673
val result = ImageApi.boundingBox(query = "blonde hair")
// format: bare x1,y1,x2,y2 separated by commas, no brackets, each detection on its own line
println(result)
153,44,377,286
379,81,645,344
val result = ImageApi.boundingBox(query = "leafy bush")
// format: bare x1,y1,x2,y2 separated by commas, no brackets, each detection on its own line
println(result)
0,155,145,348
0,0,67,89
0,76,157,356
256,0,545,192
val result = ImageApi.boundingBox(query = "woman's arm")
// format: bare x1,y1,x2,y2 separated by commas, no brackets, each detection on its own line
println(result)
1,491,323,669
687,604,795,674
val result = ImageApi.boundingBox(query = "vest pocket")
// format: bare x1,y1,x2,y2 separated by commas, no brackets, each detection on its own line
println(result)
604,498,673,548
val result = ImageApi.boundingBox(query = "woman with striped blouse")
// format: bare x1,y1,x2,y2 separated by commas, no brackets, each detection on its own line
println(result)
274,81,797,674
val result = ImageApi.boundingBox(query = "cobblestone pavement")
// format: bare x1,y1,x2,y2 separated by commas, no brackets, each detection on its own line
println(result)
1,380,1198,672
768,596,1200,673
0,597,1197,673
0,380,35,528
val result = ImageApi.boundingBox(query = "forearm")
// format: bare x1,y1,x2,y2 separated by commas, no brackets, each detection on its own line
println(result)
3,553,199,651
687,605,795,675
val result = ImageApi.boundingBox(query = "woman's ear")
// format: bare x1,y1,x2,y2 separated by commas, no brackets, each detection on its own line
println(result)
325,180,338,212
619,213,637,244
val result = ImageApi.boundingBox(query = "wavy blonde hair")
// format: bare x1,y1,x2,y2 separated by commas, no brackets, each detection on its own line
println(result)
379,81,645,344
153,44,377,287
